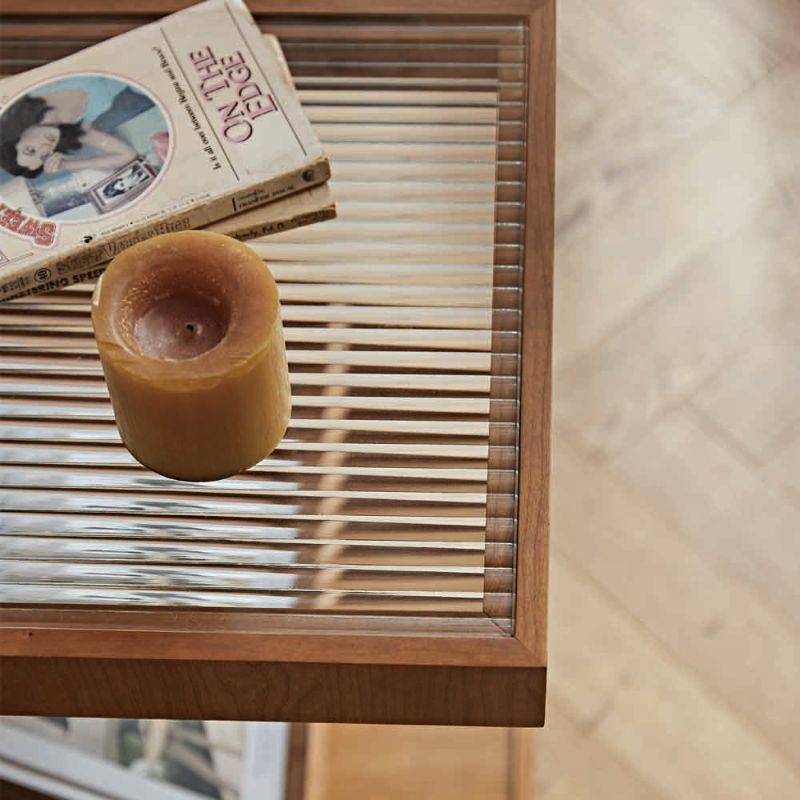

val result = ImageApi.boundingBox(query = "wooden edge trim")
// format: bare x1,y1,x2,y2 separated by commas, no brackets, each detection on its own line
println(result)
0,656,546,726
0,624,540,667
513,0,554,661
0,0,549,16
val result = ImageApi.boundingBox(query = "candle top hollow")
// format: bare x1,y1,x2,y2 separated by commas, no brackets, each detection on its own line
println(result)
92,230,281,386
133,291,229,361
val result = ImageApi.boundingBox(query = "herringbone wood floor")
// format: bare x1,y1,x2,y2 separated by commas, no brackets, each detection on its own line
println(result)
310,1,800,796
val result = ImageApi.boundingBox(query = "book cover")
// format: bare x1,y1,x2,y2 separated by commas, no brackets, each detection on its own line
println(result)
0,0,329,301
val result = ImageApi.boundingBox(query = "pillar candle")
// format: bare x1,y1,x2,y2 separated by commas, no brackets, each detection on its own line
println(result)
91,231,291,482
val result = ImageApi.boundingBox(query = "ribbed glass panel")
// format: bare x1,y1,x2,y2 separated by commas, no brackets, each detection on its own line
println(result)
0,14,526,628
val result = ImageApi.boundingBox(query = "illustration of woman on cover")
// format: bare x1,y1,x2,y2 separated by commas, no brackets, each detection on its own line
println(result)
0,82,153,178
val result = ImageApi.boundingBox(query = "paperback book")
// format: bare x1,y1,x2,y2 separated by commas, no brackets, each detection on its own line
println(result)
0,0,331,301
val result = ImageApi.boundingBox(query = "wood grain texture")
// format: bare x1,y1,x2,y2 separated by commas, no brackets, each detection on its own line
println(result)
306,724,516,800
545,557,799,798
534,0,800,795
508,728,535,800
513,0,554,661
0,618,535,667
0,657,546,727
765,427,800,500
557,199,800,457
691,313,800,459
552,437,800,775
535,697,671,800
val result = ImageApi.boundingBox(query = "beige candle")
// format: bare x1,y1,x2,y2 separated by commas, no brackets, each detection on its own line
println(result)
91,231,291,481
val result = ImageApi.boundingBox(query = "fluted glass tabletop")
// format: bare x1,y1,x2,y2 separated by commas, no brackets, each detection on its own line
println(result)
0,14,527,629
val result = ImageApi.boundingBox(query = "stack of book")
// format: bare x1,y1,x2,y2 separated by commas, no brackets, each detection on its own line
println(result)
0,0,334,302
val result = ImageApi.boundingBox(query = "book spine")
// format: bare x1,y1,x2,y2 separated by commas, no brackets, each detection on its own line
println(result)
226,157,330,218
224,206,336,243
0,157,330,303
0,200,333,300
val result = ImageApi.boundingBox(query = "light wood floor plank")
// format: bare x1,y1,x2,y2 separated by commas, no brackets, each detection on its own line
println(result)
559,0,778,101
713,0,800,63
690,319,800,461
537,698,670,800
548,556,800,799
553,436,800,773
307,724,511,800
556,195,800,458
611,409,800,637
555,62,800,366
763,427,800,504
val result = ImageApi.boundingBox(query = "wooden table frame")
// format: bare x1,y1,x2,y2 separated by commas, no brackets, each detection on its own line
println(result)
0,0,554,728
